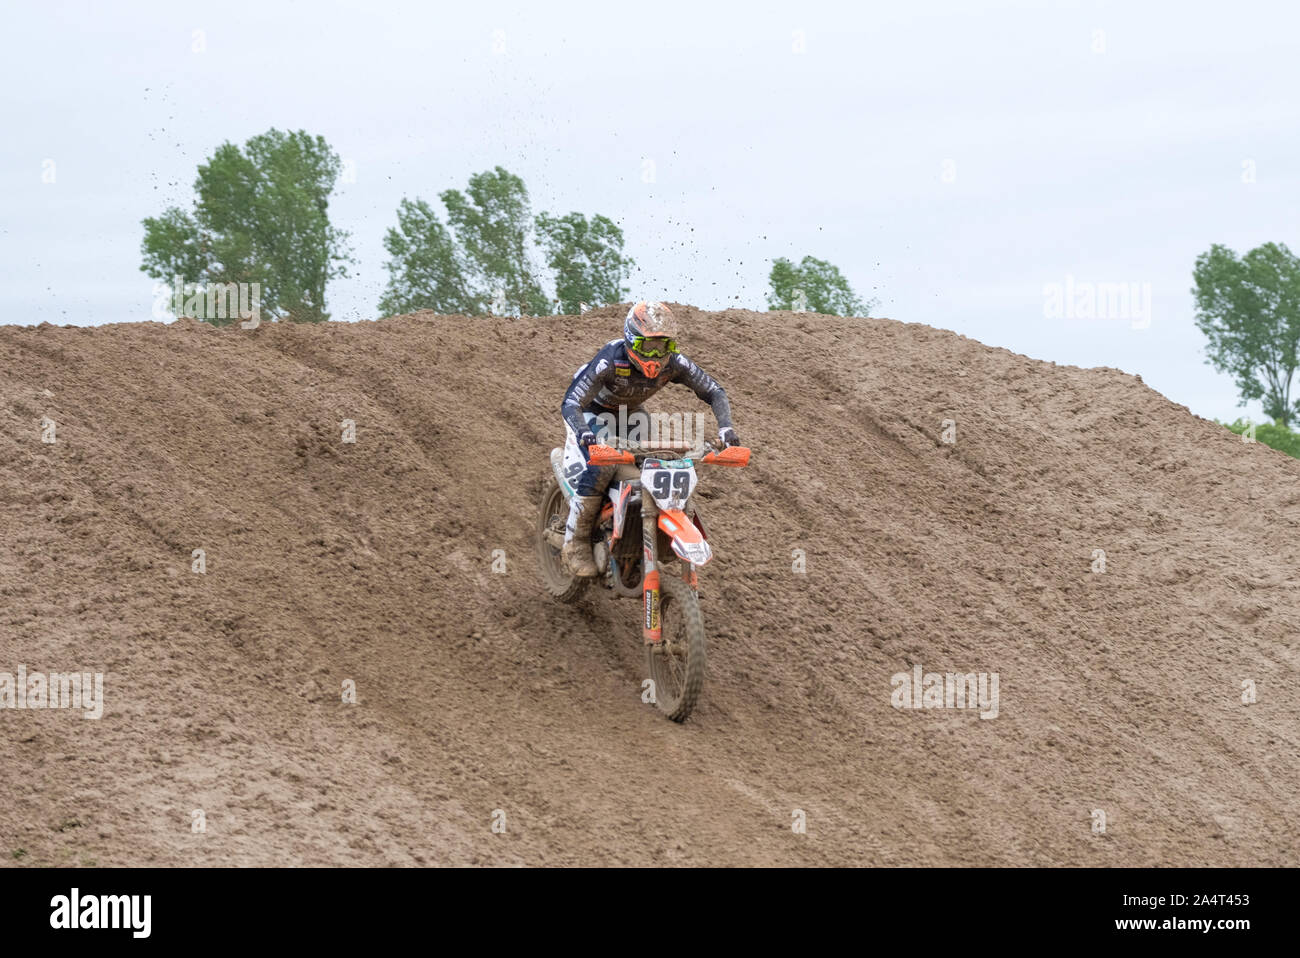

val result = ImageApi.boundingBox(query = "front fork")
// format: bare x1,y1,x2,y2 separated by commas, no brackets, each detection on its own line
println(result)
641,496,699,645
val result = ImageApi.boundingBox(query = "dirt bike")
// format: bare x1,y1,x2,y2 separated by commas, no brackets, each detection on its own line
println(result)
536,437,751,722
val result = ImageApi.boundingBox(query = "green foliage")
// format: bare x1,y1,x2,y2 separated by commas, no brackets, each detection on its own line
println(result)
766,255,875,317
140,129,353,324
535,212,634,314
379,166,634,317
1220,418,1300,460
377,199,473,316
1193,242,1300,427
440,166,550,316
139,207,210,286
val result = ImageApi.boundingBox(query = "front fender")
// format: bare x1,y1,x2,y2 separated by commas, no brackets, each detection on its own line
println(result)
657,509,713,566
609,481,637,541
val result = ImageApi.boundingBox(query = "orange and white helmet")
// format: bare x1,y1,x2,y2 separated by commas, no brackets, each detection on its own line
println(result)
623,301,680,377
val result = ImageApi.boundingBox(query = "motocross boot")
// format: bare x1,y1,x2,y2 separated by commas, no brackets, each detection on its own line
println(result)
561,495,602,578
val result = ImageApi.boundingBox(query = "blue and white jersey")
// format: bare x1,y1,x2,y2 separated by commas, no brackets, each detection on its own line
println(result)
561,339,733,437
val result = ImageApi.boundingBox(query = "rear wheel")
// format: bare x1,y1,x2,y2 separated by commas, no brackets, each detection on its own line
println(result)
536,479,588,602
646,575,706,722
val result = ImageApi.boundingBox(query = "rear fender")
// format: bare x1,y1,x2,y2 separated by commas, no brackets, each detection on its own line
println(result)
657,508,713,566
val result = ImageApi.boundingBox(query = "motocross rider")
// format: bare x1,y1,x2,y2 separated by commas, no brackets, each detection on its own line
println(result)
560,301,739,577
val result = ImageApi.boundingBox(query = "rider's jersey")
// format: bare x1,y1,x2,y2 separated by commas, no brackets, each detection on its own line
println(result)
562,339,733,437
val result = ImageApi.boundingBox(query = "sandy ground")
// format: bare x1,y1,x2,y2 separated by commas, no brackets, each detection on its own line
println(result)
1,306,1297,866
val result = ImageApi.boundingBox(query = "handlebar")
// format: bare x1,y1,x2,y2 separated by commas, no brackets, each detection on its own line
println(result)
586,440,751,468
612,437,704,453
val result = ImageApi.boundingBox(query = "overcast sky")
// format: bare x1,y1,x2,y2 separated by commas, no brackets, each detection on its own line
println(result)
3,0,1298,422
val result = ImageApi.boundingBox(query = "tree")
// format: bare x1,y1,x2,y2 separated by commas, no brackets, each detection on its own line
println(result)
766,255,875,316
535,211,635,314
377,198,474,316
439,166,550,316
378,168,634,317
141,128,352,324
1193,242,1300,427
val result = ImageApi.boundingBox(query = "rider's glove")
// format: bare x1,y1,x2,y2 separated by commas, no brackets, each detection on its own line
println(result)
577,429,598,451
719,427,739,447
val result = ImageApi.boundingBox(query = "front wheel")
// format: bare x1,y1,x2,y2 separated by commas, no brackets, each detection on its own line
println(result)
646,575,706,722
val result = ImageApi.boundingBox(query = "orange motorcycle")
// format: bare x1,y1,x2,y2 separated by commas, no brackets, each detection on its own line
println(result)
536,438,751,721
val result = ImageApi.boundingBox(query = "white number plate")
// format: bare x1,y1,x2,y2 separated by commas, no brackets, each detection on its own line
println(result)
641,460,697,509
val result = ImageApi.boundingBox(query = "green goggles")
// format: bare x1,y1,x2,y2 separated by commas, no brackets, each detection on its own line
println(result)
631,336,677,358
